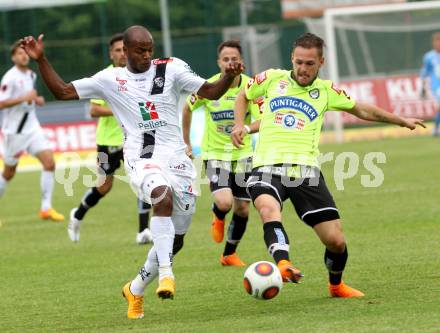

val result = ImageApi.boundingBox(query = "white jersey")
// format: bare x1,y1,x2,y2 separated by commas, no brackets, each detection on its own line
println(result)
0,66,40,134
72,57,205,159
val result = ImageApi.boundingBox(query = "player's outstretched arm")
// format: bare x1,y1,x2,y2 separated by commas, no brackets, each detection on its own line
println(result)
231,89,252,148
21,34,78,100
197,62,243,100
90,103,113,117
347,102,426,130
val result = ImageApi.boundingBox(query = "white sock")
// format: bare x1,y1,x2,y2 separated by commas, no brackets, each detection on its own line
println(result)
150,216,175,278
130,247,159,295
40,170,54,211
0,174,7,197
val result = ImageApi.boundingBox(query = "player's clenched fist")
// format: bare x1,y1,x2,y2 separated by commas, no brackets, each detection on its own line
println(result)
224,62,244,77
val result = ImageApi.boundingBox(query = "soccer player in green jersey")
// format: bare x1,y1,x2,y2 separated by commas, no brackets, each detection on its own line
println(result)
232,33,425,297
182,40,261,266
68,33,152,244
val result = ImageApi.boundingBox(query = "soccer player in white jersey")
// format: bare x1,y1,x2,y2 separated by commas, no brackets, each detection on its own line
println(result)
0,41,64,222
21,25,243,319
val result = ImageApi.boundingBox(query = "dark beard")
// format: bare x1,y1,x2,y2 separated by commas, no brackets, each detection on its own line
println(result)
290,70,318,87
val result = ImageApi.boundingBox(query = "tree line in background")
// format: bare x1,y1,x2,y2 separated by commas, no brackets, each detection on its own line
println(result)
0,0,293,99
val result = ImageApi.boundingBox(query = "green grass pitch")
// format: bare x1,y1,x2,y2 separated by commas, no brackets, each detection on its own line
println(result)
0,136,439,332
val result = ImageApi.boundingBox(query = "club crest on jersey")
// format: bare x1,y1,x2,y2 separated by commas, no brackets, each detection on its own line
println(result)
138,101,167,130
309,88,319,99
277,80,288,95
153,77,164,88
274,112,305,130
269,96,318,121
116,77,128,92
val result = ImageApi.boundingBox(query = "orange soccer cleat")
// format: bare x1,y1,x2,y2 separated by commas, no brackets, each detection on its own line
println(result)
220,253,246,267
277,260,303,283
156,276,176,300
122,282,144,319
329,281,365,298
211,214,225,243
39,208,65,222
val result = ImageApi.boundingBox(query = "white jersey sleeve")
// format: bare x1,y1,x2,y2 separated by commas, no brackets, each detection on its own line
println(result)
171,58,205,94
71,69,108,100
0,72,15,102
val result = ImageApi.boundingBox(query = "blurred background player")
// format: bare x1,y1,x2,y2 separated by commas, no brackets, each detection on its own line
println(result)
21,25,243,319
182,40,261,266
68,33,152,244
233,33,425,298
420,32,440,136
0,41,64,222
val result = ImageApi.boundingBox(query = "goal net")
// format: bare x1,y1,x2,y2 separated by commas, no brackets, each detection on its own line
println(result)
303,1,440,141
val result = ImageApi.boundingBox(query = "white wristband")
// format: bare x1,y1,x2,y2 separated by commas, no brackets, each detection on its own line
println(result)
244,125,251,134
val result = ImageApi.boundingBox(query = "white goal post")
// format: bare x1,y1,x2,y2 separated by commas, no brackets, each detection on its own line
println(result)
317,0,440,142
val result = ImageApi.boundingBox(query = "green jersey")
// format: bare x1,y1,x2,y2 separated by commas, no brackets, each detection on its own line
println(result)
92,65,124,147
245,69,355,168
187,73,262,161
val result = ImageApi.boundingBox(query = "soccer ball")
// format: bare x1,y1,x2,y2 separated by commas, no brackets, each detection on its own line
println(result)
243,261,283,300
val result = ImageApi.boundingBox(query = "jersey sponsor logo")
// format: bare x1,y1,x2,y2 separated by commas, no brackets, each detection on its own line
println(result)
138,101,168,130
189,93,198,105
274,112,305,130
143,163,161,170
269,96,318,121
210,109,235,121
139,101,158,121
247,78,255,89
256,71,267,84
153,58,174,65
225,96,236,101
116,77,128,92
309,88,319,99
216,124,234,134
1,84,7,92
253,96,265,114
331,83,350,99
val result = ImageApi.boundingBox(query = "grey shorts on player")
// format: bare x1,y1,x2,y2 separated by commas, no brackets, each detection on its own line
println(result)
2,129,51,166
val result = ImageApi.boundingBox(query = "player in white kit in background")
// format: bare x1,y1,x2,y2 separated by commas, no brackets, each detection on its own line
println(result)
0,41,64,222
21,25,243,319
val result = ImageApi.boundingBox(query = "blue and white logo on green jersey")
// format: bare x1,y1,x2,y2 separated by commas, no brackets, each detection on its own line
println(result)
210,110,235,121
269,97,318,121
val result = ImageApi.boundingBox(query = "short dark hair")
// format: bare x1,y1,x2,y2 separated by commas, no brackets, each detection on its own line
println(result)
217,40,242,56
109,33,124,48
10,40,23,55
293,33,325,57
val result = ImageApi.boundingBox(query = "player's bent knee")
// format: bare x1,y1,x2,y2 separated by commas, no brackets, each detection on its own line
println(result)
151,186,173,216
215,198,232,212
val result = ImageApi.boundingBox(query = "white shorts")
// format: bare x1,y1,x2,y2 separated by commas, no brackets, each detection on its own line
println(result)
125,153,197,218
2,129,51,166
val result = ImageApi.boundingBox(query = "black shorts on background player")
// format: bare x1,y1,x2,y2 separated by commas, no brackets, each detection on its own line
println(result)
97,145,124,176
204,159,252,201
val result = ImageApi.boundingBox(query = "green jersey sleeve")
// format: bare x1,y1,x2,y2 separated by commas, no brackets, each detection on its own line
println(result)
186,92,206,112
245,70,274,101
249,96,263,120
325,81,355,111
